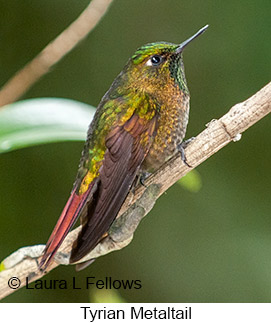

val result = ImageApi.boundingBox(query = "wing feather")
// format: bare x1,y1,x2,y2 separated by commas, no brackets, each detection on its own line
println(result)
70,114,157,263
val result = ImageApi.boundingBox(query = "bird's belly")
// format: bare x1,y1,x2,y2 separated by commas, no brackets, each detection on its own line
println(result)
143,129,183,172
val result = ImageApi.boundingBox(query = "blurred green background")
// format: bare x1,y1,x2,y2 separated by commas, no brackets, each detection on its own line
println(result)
0,0,270,302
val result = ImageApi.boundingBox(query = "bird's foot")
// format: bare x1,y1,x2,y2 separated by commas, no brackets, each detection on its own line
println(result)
177,137,195,168
132,171,152,194
139,171,152,187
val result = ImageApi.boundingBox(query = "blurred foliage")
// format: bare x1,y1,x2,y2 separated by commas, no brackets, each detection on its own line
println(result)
0,0,270,303
90,289,125,303
0,98,95,153
178,169,202,192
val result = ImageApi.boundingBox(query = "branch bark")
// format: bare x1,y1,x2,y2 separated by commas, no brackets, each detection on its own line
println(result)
0,0,114,107
0,82,270,300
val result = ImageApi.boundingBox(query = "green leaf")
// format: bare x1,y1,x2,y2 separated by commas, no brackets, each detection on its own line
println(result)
0,98,96,153
177,169,202,192
0,261,5,272
90,289,125,303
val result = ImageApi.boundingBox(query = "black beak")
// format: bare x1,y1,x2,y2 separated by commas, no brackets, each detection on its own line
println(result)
176,25,209,54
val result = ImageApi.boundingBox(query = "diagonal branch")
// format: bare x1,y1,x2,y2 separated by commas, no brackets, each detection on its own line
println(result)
0,82,270,300
0,0,114,107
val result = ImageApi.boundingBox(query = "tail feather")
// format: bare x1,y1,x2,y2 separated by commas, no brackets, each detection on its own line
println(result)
39,183,93,271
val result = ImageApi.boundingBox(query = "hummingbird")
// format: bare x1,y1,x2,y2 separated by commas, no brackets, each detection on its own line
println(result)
39,25,208,271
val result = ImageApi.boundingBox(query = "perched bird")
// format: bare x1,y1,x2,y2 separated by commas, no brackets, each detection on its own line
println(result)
39,25,208,271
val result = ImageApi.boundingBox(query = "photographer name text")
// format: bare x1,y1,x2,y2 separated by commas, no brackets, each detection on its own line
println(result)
25,276,142,290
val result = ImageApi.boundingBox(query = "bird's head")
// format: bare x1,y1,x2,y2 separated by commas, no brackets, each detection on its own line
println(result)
123,25,208,97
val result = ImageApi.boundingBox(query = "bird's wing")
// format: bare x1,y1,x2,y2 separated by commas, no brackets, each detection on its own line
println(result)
70,113,157,263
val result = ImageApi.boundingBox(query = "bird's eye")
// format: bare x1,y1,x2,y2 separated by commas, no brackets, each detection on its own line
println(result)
147,55,163,66
151,55,162,65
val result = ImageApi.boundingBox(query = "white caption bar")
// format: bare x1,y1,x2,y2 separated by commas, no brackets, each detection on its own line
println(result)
1,303,271,322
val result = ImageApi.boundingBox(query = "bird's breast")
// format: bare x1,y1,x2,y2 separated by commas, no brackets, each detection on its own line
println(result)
143,94,190,172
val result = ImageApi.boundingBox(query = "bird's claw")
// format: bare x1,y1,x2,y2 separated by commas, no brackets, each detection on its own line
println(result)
131,171,152,194
139,171,152,187
177,137,195,168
